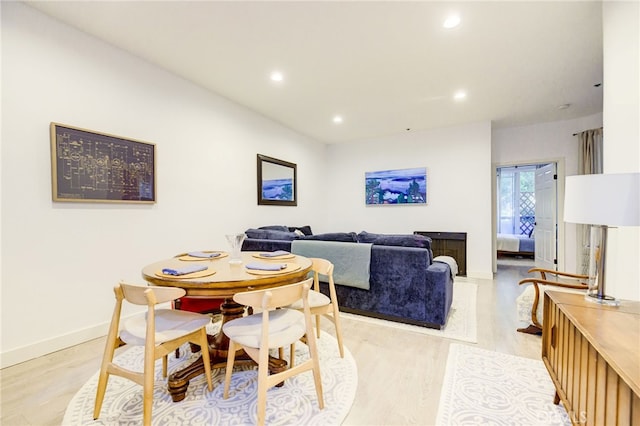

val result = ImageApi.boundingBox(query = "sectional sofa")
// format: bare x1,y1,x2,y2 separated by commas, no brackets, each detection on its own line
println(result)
241,226,454,329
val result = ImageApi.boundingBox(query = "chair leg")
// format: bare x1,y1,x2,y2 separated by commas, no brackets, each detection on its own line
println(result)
223,340,237,399
162,355,168,378
199,328,213,391
93,368,110,420
174,299,182,358
94,331,120,420
93,363,112,420
256,347,270,426
306,332,325,410
142,350,155,426
332,306,345,358
517,324,543,335
289,342,296,368
315,314,322,338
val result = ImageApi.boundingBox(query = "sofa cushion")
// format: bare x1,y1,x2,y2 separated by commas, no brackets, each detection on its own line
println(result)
288,225,313,236
245,228,299,241
258,225,290,232
357,231,431,249
300,232,358,243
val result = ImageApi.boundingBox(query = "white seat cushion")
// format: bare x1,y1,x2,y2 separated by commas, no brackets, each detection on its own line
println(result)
288,290,330,309
223,308,305,349
120,309,211,346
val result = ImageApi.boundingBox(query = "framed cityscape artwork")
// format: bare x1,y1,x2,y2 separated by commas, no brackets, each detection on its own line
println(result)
365,167,427,205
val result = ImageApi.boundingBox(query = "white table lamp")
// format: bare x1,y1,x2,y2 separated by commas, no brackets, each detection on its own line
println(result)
564,172,640,305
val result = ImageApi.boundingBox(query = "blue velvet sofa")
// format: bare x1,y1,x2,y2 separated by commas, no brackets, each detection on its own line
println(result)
242,227,454,329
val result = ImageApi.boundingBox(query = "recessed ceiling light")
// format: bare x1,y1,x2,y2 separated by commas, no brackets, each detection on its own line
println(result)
333,115,344,124
558,103,571,110
453,90,467,101
270,71,284,82
443,14,461,29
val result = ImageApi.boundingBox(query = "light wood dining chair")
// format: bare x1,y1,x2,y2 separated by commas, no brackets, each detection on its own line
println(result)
94,282,213,426
172,297,222,358
288,258,344,362
222,278,324,426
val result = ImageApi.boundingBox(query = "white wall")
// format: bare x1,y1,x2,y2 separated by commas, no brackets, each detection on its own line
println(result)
325,122,494,279
0,2,327,367
602,1,640,300
492,113,604,273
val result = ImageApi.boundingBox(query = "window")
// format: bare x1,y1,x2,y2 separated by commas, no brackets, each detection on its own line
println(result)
497,166,536,235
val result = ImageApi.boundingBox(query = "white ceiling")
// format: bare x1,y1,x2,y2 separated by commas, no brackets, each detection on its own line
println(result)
25,1,604,144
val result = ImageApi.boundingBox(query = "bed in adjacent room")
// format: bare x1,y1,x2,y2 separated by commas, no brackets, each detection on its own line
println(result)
497,233,535,257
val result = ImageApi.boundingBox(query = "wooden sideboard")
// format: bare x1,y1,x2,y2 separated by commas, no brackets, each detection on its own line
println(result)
542,291,640,425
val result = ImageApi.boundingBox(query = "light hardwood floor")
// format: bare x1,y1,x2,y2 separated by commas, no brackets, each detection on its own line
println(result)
0,263,541,425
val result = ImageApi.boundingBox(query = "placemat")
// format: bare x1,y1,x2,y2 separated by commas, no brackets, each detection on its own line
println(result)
252,253,295,260
178,251,228,261
155,269,216,279
245,263,301,275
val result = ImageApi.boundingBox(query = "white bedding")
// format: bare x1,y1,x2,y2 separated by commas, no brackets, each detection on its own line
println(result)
497,233,520,252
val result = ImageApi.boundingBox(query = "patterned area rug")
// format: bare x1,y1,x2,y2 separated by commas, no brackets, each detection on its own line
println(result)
63,329,356,425
340,279,477,343
436,344,570,425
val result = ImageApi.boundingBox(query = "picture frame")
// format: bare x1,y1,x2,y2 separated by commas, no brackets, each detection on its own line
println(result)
50,122,156,203
365,167,427,205
257,154,297,206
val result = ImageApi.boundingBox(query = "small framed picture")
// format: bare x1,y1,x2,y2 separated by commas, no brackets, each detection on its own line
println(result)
257,154,297,206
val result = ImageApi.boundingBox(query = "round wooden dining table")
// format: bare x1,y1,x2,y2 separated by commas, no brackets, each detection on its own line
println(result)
141,251,312,402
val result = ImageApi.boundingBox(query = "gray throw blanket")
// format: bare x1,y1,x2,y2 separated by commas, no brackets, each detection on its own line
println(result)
291,240,372,290
433,255,458,279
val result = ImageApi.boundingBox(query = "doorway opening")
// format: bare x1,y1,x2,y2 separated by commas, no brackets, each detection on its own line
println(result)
496,162,558,271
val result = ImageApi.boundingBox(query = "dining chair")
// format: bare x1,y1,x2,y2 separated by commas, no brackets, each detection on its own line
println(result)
170,252,224,357
222,278,324,426
287,257,344,362
516,267,588,334
94,282,213,426
172,297,223,357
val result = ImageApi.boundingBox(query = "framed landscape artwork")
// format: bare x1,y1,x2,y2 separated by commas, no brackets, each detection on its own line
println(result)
365,167,427,205
50,122,156,203
257,154,297,206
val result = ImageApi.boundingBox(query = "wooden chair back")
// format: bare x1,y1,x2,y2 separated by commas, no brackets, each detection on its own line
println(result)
120,283,186,306
311,258,334,291
233,278,312,311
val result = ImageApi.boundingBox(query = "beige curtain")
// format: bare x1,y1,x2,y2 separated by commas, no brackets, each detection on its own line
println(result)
578,128,603,175
576,128,603,274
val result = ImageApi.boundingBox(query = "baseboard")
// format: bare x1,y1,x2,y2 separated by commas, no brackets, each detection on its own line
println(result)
0,303,170,369
466,270,493,280
0,321,109,369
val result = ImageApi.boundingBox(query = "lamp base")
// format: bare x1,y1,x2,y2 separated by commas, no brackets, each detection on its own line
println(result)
585,293,620,306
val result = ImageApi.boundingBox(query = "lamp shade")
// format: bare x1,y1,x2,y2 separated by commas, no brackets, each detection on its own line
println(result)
564,172,640,226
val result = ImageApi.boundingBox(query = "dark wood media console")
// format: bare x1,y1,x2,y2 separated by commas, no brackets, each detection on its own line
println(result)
414,231,467,276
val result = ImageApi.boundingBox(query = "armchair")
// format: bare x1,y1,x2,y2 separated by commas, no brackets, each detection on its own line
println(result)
516,267,588,335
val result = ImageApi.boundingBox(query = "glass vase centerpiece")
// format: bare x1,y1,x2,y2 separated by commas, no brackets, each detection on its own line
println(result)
226,233,246,265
